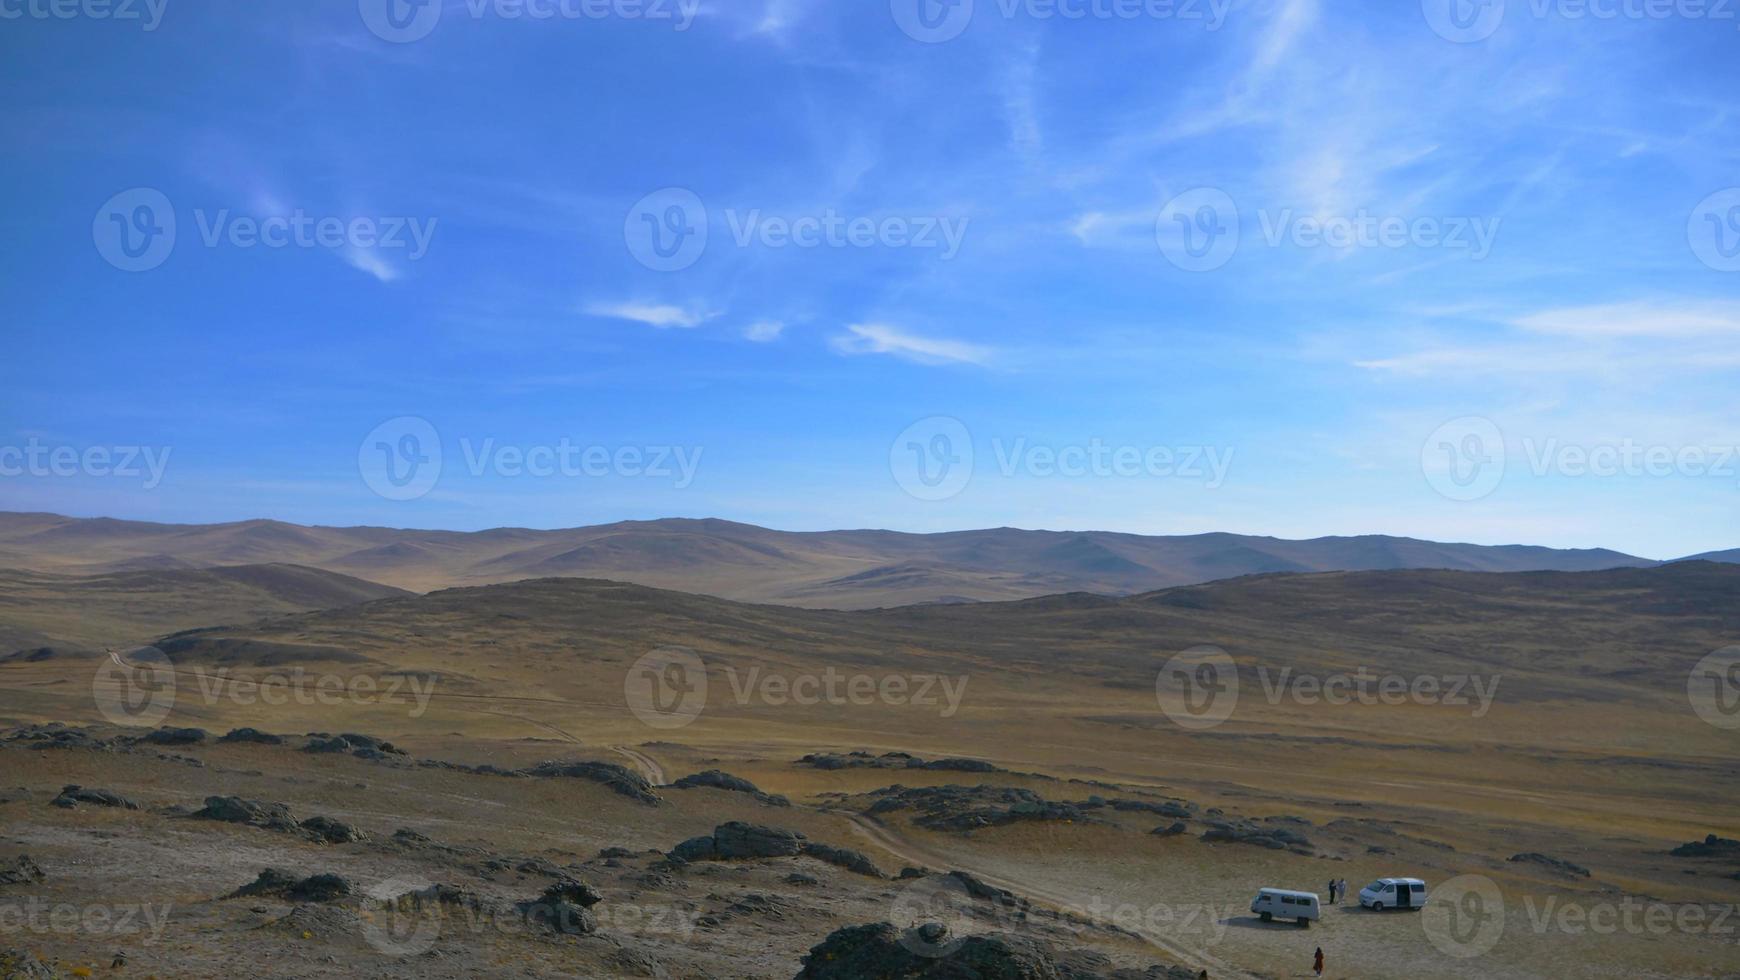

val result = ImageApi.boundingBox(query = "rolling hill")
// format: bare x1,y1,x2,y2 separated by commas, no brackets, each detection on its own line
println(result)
0,512,1677,608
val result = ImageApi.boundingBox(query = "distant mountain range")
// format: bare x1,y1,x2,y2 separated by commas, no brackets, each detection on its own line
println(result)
0,512,1718,609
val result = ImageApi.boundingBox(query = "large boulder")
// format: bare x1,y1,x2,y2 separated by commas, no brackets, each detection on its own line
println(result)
300,815,367,844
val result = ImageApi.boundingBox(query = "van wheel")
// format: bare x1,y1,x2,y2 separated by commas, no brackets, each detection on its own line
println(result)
1298,918,1310,928
1259,912,1271,923
1371,903,1383,912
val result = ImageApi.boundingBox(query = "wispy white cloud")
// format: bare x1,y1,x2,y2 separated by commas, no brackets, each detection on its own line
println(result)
584,301,714,329
1514,301,1740,338
341,247,400,283
744,320,785,342
831,323,993,366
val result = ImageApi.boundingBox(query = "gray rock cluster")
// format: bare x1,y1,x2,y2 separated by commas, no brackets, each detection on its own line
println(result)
671,769,791,807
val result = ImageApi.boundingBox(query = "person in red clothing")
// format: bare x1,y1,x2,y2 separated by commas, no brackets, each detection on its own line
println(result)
1314,946,1324,977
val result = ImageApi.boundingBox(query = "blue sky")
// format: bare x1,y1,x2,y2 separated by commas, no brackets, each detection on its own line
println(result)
2,0,1738,559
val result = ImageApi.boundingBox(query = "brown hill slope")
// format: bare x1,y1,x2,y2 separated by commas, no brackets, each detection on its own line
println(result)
0,511,1664,607
0,563,412,654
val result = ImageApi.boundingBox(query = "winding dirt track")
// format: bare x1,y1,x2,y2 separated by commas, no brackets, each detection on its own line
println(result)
610,745,668,786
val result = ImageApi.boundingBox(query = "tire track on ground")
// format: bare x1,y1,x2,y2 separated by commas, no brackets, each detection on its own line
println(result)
844,813,1259,980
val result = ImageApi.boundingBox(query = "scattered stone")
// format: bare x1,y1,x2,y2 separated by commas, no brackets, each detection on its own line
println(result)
0,855,46,886
50,785,139,810
0,947,59,979
1150,822,1188,837
598,846,638,860
217,727,284,745
897,867,930,880
785,872,820,886
1508,853,1591,877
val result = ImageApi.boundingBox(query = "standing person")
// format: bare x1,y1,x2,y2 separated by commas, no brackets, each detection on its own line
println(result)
1314,946,1324,977
1326,878,1336,903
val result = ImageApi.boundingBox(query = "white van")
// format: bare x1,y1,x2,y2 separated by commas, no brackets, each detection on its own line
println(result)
1250,888,1320,926
1358,877,1428,911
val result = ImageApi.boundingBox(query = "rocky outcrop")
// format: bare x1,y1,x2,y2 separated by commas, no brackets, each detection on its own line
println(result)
0,947,60,979
228,869,352,902
521,878,603,935
0,855,45,886
799,843,884,878
866,785,1090,833
671,770,790,807
715,821,805,858
1670,834,1740,859
217,727,284,745
1508,853,1591,877
50,785,139,810
138,727,207,746
520,760,661,805
798,752,1003,773
794,921,1198,980
192,795,300,832
1198,818,1313,854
